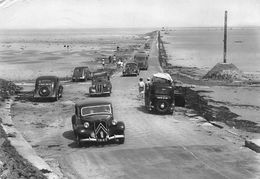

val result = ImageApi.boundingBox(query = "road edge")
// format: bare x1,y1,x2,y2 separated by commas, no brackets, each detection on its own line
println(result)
0,99,59,179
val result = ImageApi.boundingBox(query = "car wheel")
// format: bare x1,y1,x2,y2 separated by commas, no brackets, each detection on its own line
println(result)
155,100,170,114
59,88,63,98
72,124,76,136
76,135,82,147
55,94,59,101
118,137,125,144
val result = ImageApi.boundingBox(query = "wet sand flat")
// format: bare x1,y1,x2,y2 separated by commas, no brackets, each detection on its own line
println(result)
162,27,260,133
0,28,149,81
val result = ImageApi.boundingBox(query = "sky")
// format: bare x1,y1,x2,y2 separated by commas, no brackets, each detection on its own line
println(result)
0,0,260,29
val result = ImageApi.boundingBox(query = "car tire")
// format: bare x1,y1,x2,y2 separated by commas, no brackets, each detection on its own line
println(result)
76,135,82,147
59,87,63,98
155,100,170,114
72,124,76,136
55,94,59,101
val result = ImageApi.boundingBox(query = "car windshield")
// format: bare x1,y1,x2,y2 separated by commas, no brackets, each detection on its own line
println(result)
73,68,83,76
154,86,172,95
81,105,111,116
152,77,171,84
37,79,55,87
125,63,137,68
93,76,107,82
135,56,146,61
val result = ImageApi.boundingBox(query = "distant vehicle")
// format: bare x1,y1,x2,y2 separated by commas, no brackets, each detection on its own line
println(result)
33,76,63,101
134,51,149,70
145,73,185,114
122,62,139,76
72,67,92,82
89,72,112,96
71,101,125,146
144,42,150,49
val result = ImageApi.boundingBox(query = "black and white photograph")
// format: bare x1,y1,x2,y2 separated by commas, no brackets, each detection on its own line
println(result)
0,0,260,178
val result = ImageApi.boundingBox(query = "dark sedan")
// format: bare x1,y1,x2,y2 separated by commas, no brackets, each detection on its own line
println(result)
33,76,63,101
71,101,125,147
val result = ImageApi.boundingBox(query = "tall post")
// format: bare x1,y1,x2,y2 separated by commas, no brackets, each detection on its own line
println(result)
223,11,227,63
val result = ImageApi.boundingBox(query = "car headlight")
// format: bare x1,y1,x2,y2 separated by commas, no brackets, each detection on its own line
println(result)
103,84,107,87
92,85,96,88
111,120,117,125
84,122,89,128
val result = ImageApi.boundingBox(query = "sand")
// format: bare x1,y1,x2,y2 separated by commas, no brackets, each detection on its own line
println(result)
0,29,146,81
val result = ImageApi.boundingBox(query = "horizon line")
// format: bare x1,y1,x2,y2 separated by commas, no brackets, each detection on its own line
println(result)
0,25,260,31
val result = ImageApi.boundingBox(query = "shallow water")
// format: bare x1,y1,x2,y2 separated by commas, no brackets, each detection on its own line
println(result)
163,27,260,73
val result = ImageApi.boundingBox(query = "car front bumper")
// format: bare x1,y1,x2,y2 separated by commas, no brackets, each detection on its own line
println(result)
123,72,138,76
79,134,125,142
72,76,85,80
89,91,110,95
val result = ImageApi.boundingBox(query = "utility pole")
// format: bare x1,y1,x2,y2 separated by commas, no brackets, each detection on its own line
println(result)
223,11,227,63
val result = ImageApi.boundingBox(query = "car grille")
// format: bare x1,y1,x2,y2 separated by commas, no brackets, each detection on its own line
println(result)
94,121,108,140
96,84,103,93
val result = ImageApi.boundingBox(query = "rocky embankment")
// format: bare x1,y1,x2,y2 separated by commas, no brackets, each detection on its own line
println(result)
0,79,47,179
158,31,260,134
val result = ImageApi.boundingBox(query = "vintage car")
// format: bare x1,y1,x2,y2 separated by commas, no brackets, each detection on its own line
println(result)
72,66,92,82
145,73,177,114
71,101,125,146
33,76,63,101
144,42,150,50
89,72,112,96
133,51,149,70
122,62,139,76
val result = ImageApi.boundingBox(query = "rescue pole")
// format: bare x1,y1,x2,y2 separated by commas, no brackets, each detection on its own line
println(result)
223,11,227,63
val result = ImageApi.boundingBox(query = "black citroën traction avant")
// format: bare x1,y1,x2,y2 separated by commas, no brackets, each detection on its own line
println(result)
33,76,63,101
71,100,125,147
145,73,185,114
89,72,112,96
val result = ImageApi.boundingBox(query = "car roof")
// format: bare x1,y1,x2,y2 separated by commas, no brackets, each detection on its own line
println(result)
135,52,147,57
74,66,89,69
36,76,59,81
75,100,112,108
93,71,108,77
125,62,137,65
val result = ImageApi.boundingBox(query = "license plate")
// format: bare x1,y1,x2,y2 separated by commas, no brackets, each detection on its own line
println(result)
97,139,107,142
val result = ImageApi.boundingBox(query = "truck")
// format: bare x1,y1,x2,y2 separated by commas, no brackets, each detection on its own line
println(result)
134,51,149,70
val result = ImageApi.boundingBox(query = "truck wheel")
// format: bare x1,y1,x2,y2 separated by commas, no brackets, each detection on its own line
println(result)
175,95,185,107
155,100,170,113
118,138,125,144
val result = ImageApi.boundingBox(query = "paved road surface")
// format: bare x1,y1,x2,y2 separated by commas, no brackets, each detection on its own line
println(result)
12,34,260,179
